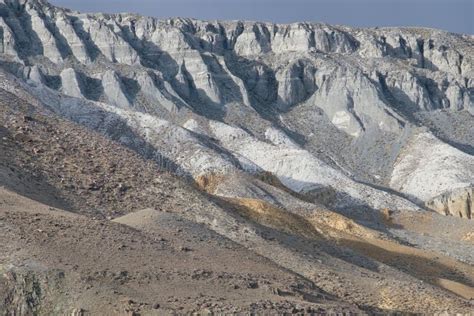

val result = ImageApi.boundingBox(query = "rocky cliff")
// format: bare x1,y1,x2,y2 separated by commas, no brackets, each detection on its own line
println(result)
0,0,472,219
1,0,474,314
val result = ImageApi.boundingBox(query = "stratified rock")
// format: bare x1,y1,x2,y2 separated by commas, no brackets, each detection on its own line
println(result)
137,71,178,113
60,68,83,98
80,17,139,65
312,68,403,137
275,60,316,111
102,70,132,109
0,0,471,219
55,13,91,64
22,1,64,63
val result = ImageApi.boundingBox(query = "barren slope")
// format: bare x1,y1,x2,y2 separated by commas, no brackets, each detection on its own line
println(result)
0,0,473,314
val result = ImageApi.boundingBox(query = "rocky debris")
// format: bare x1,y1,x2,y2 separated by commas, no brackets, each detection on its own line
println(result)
1,92,473,314
22,115,34,122
0,194,365,315
0,0,473,314
0,90,190,217
0,0,470,215
0,268,64,316
12,131,30,142
390,132,474,205
462,232,474,243
426,187,473,219
70,308,85,316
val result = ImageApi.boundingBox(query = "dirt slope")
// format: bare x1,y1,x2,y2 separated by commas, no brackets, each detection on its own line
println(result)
1,87,473,314
0,188,358,314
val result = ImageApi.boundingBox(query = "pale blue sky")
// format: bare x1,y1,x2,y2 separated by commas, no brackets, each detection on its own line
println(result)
49,0,473,34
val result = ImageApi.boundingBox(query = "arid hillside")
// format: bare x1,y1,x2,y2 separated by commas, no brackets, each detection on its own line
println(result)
0,0,473,314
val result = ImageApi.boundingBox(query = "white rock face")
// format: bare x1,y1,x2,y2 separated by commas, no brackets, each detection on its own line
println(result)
60,68,82,98
183,119,206,134
233,22,356,56
137,72,178,113
0,0,471,121
312,68,403,136
179,52,222,104
275,60,316,111
80,17,139,65
26,65,44,84
390,132,474,202
208,120,418,211
234,26,267,56
264,127,300,149
26,5,63,63
100,108,238,176
55,13,91,64
102,70,132,109
426,187,472,219
0,0,472,218
0,19,19,59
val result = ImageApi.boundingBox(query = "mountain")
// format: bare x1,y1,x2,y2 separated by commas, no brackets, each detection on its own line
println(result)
0,0,473,314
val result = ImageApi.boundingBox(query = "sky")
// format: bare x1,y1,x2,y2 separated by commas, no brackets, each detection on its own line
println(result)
49,0,473,34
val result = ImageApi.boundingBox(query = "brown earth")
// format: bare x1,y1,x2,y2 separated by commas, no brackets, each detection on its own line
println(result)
1,88,473,314
0,189,356,315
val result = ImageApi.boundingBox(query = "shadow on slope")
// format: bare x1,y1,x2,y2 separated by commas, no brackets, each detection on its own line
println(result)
0,125,74,211
194,173,474,304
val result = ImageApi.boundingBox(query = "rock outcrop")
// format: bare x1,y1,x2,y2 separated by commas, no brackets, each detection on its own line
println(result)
101,70,132,109
0,0,471,219
426,187,473,219
60,68,83,98
390,132,474,205
0,0,470,119
1,2,474,314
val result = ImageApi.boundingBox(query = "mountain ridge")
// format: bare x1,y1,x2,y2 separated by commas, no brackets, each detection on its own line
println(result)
0,0,473,313
0,0,472,214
